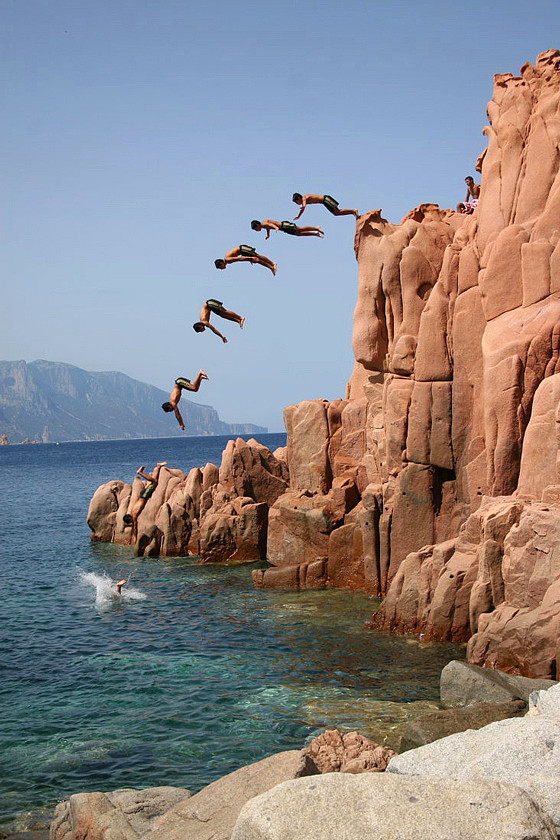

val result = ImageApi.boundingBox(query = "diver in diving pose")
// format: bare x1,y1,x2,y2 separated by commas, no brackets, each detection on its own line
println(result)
251,219,324,239
292,192,359,220
214,245,276,275
161,371,209,430
123,462,167,543
193,299,245,344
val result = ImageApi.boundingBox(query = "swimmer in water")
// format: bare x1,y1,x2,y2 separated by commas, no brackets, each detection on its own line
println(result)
116,579,127,595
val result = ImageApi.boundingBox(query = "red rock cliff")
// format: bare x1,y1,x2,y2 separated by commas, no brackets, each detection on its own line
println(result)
257,49,560,677
88,50,560,676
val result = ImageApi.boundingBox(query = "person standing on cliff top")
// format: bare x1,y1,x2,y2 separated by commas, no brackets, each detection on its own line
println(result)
457,176,481,213
193,299,245,344
123,462,167,543
292,193,359,220
161,372,209,430
250,219,324,239
214,245,277,275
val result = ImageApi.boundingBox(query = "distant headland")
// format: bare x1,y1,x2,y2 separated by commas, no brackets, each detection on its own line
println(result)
0,359,266,443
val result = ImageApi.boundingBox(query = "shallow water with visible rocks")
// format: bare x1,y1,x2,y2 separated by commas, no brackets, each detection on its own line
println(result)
0,436,463,830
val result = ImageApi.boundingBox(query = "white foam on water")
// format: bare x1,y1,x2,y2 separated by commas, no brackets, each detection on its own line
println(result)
80,571,147,605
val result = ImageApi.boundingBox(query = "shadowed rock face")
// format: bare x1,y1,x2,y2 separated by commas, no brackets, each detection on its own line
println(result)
87,51,560,675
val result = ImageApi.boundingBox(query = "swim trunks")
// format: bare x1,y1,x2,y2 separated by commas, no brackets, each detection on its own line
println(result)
175,377,192,389
140,482,156,501
239,245,256,257
280,221,298,235
466,199,479,212
206,299,224,315
322,195,339,214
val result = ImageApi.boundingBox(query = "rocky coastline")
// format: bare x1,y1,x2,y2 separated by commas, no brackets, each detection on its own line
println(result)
78,48,560,837
44,663,560,840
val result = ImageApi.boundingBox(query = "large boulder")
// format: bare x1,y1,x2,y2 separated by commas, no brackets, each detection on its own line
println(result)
219,438,288,507
399,699,526,752
387,713,560,830
50,786,190,840
145,751,317,840
87,481,131,543
440,660,556,707
230,773,556,840
304,729,396,773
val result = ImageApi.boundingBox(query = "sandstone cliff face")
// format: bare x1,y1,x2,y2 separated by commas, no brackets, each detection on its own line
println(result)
256,50,560,676
87,50,560,676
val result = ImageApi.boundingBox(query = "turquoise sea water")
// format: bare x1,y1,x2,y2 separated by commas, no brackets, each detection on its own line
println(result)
0,435,463,828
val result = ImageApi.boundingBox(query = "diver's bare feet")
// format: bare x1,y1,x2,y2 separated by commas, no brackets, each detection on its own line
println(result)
272,263,277,276
137,465,145,473
157,461,168,467
240,317,245,329
199,370,209,380
317,227,324,237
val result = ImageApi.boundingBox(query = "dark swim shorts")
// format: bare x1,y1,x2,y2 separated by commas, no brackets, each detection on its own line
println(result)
140,482,156,501
175,377,192,389
280,221,298,235
239,245,257,257
322,195,339,214
206,299,224,315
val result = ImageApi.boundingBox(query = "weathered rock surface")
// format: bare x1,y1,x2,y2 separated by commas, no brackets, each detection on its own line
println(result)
529,682,560,715
230,773,556,840
372,494,560,677
388,712,560,831
87,439,285,562
303,729,396,773
86,51,560,676
145,751,316,840
50,786,191,840
399,699,526,752
440,660,556,707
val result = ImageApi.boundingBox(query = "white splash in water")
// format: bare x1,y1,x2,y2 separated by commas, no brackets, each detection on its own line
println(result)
80,571,147,605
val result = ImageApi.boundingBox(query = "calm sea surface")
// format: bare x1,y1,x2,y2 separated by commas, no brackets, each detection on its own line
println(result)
0,435,463,827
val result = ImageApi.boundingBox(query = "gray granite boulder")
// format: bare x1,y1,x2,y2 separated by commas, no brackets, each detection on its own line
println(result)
388,714,560,829
145,751,317,840
440,660,556,707
50,786,190,840
230,773,556,840
399,699,526,751
529,682,560,715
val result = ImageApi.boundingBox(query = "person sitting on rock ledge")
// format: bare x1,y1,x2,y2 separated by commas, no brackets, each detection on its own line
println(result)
123,462,167,543
250,219,324,239
214,245,276,275
457,175,480,213
292,193,359,220
193,299,245,344
162,372,209,430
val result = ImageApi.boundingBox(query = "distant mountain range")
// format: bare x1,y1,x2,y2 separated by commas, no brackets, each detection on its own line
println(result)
0,360,267,443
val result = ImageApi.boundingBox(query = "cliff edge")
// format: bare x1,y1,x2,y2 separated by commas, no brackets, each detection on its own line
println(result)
88,50,560,678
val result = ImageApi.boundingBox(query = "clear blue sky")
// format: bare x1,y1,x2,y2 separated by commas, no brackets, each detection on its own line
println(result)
2,0,558,430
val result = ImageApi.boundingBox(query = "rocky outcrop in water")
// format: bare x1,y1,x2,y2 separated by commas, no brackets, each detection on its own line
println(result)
87,50,560,676
87,438,288,560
